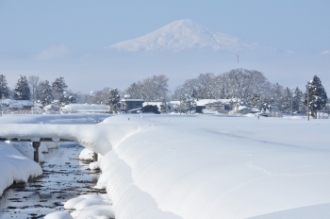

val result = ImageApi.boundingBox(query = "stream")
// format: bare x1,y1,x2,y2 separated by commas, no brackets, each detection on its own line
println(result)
0,143,103,219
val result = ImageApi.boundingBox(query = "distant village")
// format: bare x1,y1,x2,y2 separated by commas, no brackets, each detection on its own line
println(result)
0,69,328,118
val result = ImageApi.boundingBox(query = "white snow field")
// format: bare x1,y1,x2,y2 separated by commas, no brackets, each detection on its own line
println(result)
1,114,330,218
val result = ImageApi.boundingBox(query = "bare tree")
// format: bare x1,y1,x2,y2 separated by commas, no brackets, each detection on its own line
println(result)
28,75,40,101
89,87,112,104
125,75,169,101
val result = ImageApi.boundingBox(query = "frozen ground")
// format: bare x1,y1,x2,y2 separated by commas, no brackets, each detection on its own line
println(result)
1,114,330,218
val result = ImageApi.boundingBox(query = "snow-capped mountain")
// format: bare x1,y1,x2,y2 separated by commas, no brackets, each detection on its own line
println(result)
109,19,263,52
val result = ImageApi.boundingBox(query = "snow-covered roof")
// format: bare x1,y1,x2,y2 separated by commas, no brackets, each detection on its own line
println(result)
196,99,218,106
143,102,162,108
169,100,180,105
61,104,110,113
5,100,35,109
120,99,144,102
170,99,231,107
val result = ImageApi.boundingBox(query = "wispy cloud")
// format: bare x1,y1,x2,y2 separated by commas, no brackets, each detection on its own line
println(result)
36,45,70,60
320,50,330,55
286,50,295,54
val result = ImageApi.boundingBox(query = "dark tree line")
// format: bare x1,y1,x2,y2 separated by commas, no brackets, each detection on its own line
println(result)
0,75,75,106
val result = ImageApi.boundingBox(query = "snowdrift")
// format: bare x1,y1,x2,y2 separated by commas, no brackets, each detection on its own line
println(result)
2,114,330,218
96,115,330,219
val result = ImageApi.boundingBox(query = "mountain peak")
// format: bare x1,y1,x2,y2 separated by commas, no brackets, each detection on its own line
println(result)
109,19,262,52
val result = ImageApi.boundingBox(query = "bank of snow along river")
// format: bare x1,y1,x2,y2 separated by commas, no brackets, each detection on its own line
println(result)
0,142,109,219
0,114,113,219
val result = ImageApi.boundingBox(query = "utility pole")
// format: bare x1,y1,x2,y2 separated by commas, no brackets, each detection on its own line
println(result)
291,91,293,117
0,94,4,117
306,83,310,121
291,88,294,117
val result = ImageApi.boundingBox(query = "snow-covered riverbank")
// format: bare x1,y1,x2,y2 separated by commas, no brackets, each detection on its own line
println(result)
1,114,330,219
0,142,42,197
0,114,110,199
0,143,103,219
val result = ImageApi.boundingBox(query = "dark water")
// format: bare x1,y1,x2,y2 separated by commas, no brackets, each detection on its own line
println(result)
0,143,103,219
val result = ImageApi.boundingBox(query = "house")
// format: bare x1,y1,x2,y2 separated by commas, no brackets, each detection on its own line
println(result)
2,99,35,112
196,99,231,114
120,99,145,112
204,101,231,113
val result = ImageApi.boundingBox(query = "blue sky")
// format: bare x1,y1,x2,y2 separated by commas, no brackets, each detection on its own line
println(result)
0,0,329,92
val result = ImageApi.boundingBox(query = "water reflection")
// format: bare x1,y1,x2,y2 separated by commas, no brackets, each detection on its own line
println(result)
0,143,102,219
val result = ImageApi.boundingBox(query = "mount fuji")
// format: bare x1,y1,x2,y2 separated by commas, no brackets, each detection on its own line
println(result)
109,19,265,52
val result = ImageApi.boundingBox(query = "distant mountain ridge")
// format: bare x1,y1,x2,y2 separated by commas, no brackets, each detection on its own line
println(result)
109,19,264,52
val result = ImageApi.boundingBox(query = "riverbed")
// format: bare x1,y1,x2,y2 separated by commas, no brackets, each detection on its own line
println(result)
0,143,102,219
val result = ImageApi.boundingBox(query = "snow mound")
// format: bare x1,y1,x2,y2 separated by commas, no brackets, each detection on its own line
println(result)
7,141,45,162
62,194,114,219
44,211,73,219
89,161,100,170
79,148,95,160
70,205,115,219
0,142,42,196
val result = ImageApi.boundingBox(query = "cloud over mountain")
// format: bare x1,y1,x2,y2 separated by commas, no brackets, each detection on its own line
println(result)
109,19,263,52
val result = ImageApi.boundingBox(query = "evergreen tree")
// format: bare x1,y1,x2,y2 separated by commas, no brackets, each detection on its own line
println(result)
38,80,53,106
292,87,303,113
282,87,293,113
52,77,68,100
260,97,272,113
107,88,120,113
271,83,285,113
179,94,196,114
249,93,261,109
0,74,9,98
14,75,30,100
61,91,77,105
304,75,328,118
160,98,168,113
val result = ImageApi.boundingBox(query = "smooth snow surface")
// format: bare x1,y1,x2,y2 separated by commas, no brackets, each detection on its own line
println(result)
93,115,330,219
1,114,330,218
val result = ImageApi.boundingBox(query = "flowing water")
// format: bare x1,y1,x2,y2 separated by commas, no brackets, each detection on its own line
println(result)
0,143,103,219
